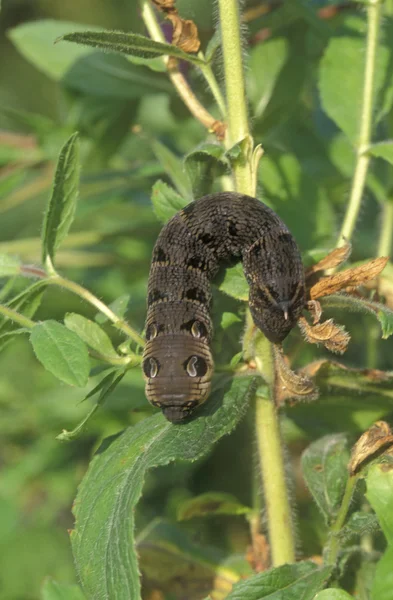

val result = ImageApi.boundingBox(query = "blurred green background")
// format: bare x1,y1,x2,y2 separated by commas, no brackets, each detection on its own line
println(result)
1,0,393,598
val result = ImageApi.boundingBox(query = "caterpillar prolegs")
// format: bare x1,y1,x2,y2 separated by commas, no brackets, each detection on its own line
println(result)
143,192,305,423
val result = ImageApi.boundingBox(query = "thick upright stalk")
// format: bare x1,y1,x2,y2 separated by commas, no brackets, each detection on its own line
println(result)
377,201,393,257
255,393,296,565
337,0,382,246
217,0,253,194
218,0,295,565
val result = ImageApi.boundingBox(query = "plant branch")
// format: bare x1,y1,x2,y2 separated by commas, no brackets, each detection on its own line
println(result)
197,51,227,118
0,304,35,329
377,200,393,257
217,0,254,193
217,0,294,565
255,389,296,565
325,474,360,565
337,0,383,246
140,0,225,139
20,265,145,347
46,275,145,347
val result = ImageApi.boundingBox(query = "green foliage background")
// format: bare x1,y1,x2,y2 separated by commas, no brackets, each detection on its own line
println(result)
1,0,393,599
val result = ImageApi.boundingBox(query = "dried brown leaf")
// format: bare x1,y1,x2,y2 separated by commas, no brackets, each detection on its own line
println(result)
306,300,322,324
310,257,389,300
246,533,270,573
273,345,318,406
298,316,350,354
151,0,201,53
167,14,200,52
306,243,352,278
349,421,393,475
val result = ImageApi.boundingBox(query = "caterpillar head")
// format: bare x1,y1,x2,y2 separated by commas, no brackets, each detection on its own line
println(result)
142,329,213,423
249,280,306,343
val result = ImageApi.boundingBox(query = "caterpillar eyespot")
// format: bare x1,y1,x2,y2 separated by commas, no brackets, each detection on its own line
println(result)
185,355,208,377
143,192,305,423
143,357,159,378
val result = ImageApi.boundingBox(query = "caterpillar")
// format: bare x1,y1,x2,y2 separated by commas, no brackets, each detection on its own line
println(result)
143,192,305,423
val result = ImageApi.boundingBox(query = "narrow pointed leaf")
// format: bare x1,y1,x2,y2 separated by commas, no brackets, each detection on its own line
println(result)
368,140,393,166
314,590,353,600
71,376,256,599
30,320,89,387
151,180,188,223
64,313,119,359
301,434,349,522
61,30,205,66
321,293,393,339
225,561,332,600
41,133,80,269
184,143,230,198
177,492,251,520
366,462,393,545
41,578,86,600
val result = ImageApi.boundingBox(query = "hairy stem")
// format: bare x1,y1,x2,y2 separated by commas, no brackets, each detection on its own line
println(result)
45,275,145,347
218,0,294,564
0,304,35,329
326,475,359,565
337,0,383,246
217,0,254,193
377,200,393,257
141,0,225,138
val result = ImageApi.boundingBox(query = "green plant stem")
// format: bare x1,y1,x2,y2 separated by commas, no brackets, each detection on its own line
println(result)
377,201,393,257
218,0,294,564
198,52,227,118
45,275,145,347
0,304,35,329
217,0,253,194
337,0,383,246
140,0,224,136
325,474,359,565
255,390,296,565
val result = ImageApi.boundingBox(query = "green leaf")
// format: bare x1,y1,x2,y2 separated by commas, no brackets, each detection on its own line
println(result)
151,139,191,199
249,37,288,118
63,52,173,99
368,140,393,166
225,561,332,600
319,19,393,143
218,263,248,301
151,180,188,224
41,133,80,270
301,434,349,522
71,375,256,599
177,492,251,520
314,590,353,600
57,369,126,441
30,320,89,387
8,19,101,80
337,511,379,543
61,30,205,66
95,294,130,325
184,143,230,198
0,254,21,277
64,313,119,359
41,578,86,600
0,281,46,348
366,462,393,545
137,519,250,597
321,293,393,339
371,546,393,600
290,361,393,435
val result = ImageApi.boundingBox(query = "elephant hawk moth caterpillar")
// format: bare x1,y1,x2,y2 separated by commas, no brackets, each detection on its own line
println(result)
143,192,305,423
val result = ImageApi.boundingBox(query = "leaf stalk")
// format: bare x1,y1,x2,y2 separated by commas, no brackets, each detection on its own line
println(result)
337,0,383,246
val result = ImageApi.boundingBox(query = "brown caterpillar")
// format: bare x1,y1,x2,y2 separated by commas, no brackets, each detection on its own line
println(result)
143,192,305,423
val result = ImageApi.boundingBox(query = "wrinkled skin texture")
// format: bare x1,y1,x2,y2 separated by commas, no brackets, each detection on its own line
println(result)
143,192,305,422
